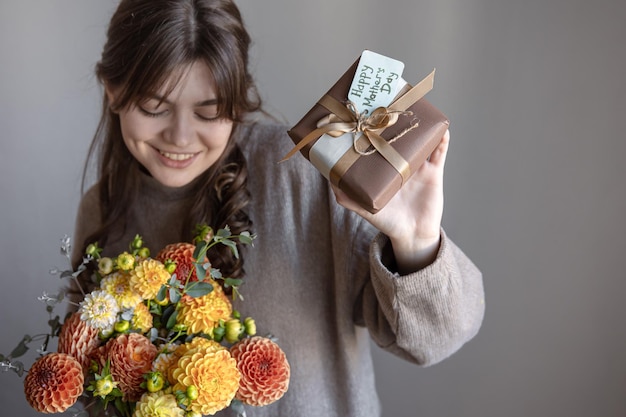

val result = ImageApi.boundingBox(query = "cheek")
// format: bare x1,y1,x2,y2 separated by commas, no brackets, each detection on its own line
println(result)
201,121,233,149
120,114,156,145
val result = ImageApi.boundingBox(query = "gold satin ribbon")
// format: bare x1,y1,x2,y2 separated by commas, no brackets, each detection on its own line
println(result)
282,69,436,184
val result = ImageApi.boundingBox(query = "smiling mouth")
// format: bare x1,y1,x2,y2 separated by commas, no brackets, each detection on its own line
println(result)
159,151,197,161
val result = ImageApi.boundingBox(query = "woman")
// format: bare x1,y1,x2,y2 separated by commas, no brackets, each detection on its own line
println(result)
71,0,485,415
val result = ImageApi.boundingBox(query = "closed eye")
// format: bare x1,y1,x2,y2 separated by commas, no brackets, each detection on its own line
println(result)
139,106,169,118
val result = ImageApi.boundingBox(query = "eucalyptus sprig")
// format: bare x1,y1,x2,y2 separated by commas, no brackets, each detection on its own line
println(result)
191,225,255,300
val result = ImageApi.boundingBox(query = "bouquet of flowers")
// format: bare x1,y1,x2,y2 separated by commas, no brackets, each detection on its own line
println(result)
0,225,290,417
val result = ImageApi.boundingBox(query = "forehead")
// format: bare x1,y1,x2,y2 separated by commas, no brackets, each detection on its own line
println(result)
152,61,217,101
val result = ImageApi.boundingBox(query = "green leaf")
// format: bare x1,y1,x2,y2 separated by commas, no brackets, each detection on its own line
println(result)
169,288,181,304
149,302,162,315
216,227,232,239
10,339,29,359
60,270,73,279
221,239,239,259
166,310,179,330
210,268,223,280
195,263,207,281
161,305,175,327
193,241,208,260
224,278,243,287
185,282,213,298
12,361,25,377
157,285,168,303
238,231,255,245
169,274,178,286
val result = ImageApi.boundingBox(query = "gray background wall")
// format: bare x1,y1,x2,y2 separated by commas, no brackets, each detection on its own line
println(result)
1,0,625,416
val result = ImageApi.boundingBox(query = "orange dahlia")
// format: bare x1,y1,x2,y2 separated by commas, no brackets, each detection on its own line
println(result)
171,345,240,415
98,333,157,402
57,312,100,372
176,283,232,335
24,353,84,413
156,242,207,283
230,336,290,406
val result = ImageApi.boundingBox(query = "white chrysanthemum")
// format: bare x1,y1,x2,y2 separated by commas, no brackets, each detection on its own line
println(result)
79,290,120,329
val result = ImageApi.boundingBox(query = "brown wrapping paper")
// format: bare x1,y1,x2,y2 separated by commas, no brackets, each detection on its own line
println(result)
287,57,450,213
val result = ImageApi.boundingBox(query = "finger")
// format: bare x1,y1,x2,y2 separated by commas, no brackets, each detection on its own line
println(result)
427,129,450,167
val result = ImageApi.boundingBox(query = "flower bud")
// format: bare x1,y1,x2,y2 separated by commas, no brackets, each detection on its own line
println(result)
85,243,101,258
137,247,150,258
164,260,177,275
98,257,114,275
186,385,199,401
131,234,143,249
224,319,243,344
244,317,256,336
172,323,188,333
146,372,165,392
114,320,130,333
94,377,116,397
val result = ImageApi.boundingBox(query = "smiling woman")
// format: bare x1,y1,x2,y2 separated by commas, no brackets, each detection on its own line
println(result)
1,1,486,417
110,62,234,188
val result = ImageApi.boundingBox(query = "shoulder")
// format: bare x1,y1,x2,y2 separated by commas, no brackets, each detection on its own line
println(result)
77,182,103,219
235,120,319,181
235,120,293,159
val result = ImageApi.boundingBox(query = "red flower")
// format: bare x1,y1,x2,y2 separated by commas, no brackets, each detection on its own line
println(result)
156,242,206,283
57,312,100,372
230,336,290,406
24,353,84,413
96,333,157,402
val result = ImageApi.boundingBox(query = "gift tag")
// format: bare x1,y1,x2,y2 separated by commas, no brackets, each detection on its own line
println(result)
347,50,405,114
310,50,407,180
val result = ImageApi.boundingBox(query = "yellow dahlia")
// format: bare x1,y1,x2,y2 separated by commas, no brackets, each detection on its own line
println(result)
131,301,153,333
162,338,222,385
100,271,143,309
171,345,240,415
134,391,185,417
24,353,84,413
79,290,120,330
177,284,232,335
116,252,136,271
130,259,170,300
99,333,158,402
57,312,100,372
230,336,290,406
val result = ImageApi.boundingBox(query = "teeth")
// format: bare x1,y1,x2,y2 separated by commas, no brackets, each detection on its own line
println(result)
160,151,195,161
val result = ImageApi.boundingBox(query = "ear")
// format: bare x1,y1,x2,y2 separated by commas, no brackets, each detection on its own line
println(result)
104,83,119,113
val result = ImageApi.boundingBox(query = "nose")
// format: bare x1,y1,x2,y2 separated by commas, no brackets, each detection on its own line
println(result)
165,113,194,146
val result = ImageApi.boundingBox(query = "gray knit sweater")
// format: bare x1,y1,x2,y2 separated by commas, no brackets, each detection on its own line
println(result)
72,122,485,417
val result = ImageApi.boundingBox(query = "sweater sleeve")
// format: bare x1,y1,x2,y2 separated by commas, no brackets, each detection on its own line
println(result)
355,225,485,366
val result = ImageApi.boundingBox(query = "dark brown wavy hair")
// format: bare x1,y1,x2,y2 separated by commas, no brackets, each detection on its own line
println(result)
81,0,261,280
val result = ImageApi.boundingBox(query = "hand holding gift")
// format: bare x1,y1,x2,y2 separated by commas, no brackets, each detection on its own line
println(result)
285,50,450,273
334,129,449,274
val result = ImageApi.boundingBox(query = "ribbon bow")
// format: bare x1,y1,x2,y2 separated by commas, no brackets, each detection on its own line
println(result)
282,70,436,184
316,100,415,156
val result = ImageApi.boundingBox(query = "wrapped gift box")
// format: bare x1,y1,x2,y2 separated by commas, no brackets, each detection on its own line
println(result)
285,51,449,213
